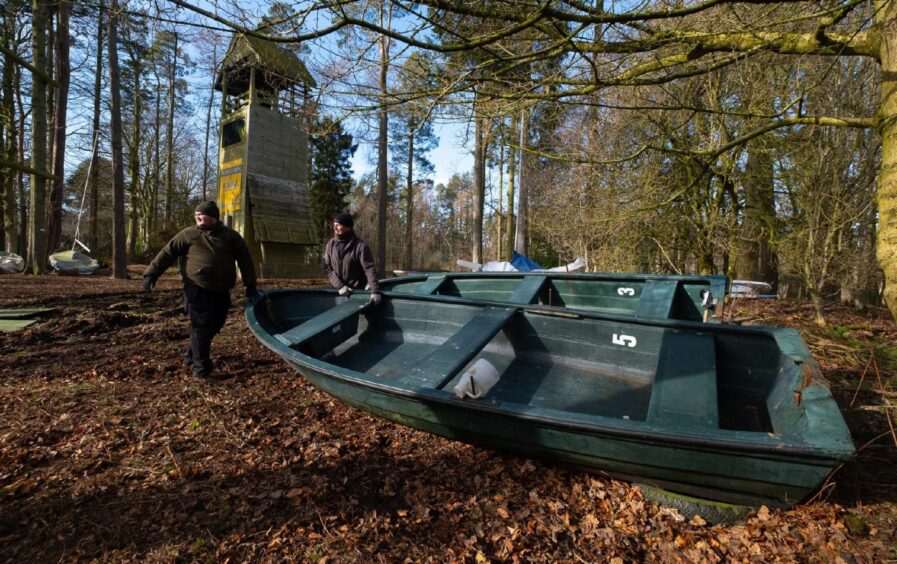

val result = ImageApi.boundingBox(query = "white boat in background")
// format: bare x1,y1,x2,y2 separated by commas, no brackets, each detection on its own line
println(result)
49,248,101,275
731,280,778,298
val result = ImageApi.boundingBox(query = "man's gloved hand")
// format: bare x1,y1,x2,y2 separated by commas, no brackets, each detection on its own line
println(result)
245,286,260,301
142,275,157,294
338,285,352,296
369,293,382,306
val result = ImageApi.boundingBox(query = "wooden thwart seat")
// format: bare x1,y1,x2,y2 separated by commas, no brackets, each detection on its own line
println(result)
274,299,370,353
507,275,547,305
398,306,516,389
647,331,719,429
634,280,679,320
413,275,447,295
398,276,549,389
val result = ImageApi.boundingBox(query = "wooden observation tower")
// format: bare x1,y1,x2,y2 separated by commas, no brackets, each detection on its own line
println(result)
215,34,317,277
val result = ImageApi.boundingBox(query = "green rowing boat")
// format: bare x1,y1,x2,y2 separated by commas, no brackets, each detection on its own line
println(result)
380,272,730,322
246,286,853,507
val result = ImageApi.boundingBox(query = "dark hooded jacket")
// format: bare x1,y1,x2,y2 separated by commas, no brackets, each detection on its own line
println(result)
322,232,379,293
144,223,256,291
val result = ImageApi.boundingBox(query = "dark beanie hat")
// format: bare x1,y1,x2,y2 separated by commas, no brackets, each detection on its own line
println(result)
195,201,220,219
333,212,354,229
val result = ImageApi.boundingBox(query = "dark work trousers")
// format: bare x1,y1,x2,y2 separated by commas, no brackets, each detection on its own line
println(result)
183,284,231,376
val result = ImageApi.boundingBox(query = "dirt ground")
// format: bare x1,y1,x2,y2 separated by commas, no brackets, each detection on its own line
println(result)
0,268,895,562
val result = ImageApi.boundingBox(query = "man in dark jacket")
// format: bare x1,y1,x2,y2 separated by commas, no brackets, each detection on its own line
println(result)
322,212,381,305
143,201,258,378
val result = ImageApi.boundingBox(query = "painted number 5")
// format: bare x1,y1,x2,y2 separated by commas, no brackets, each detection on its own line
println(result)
617,287,635,296
612,333,637,348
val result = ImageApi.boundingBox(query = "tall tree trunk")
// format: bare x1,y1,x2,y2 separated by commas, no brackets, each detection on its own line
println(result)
164,32,177,227
107,0,127,278
809,288,827,327
89,4,103,251
472,112,485,264
496,139,504,260
735,142,778,288
151,68,161,232
127,59,141,258
515,109,528,257
505,115,516,261
1,12,17,252
375,16,390,277
404,117,414,270
47,0,70,255
15,63,26,255
45,5,55,181
0,39,5,251
877,2,897,317
27,0,49,274
201,42,217,201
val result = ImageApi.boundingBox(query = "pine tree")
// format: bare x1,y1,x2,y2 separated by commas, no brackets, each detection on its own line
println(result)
310,118,357,241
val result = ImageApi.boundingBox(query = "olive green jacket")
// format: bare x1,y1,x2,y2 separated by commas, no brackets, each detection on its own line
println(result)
144,224,256,291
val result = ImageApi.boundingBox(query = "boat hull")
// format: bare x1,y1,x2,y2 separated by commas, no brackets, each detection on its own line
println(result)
380,271,730,322
247,288,854,506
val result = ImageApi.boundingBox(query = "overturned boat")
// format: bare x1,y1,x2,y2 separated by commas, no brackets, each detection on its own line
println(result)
246,288,854,506
380,271,729,322
49,249,101,275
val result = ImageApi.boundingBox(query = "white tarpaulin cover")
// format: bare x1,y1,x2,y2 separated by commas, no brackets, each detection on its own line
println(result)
0,252,24,274
456,256,586,273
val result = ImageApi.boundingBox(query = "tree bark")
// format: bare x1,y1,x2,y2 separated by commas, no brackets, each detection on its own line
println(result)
201,42,217,201
404,116,414,270
47,0,70,255
0,47,6,252
126,56,141,258
15,62,26,256
27,0,49,274
375,11,390,277
810,290,827,327
107,0,128,278
151,68,161,232
496,139,504,260
472,112,485,264
735,142,778,288
877,1,897,316
515,109,528,257
505,115,516,261
1,11,17,252
164,32,177,228
89,4,103,251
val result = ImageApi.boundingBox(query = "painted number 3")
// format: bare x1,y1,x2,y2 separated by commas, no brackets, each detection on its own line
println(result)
617,287,635,296
612,333,637,348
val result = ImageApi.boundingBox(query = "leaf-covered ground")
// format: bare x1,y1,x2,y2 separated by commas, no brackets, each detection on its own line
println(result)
1,270,894,561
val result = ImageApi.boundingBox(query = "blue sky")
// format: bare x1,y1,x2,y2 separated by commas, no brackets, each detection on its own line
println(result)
350,120,474,188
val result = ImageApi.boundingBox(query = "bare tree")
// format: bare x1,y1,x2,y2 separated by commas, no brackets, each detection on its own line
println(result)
1,3,23,252
89,3,104,252
26,0,50,274
46,0,70,255
108,0,128,278
375,2,392,276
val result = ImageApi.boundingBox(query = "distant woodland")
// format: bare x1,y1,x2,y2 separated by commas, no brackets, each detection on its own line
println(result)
1,1,895,325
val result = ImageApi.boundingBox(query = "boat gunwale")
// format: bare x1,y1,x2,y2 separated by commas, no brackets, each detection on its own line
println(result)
246,288,854,462
381,271,730,307
382,271,729,284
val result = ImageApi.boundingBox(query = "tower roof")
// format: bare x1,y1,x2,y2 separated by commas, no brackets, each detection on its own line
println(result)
216,33,316,94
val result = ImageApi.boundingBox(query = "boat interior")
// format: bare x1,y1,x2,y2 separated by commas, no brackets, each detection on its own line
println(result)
261,290,809,437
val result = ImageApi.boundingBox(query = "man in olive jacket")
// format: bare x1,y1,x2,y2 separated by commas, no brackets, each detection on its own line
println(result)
322,212,381,305
143,201,258,378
